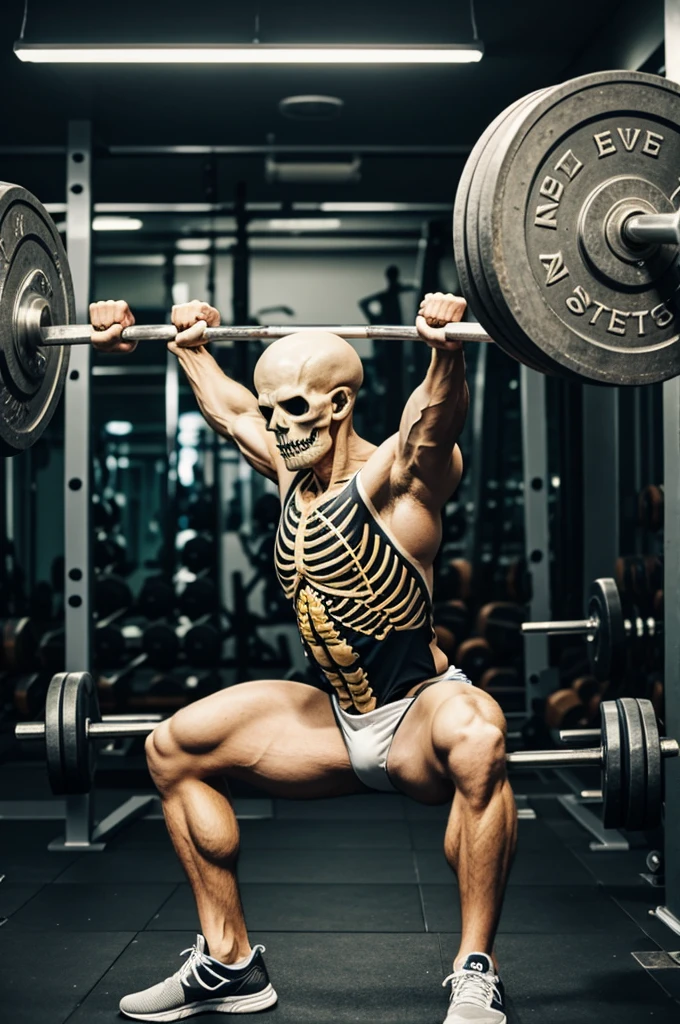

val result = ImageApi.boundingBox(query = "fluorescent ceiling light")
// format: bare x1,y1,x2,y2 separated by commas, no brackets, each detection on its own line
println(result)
93,216,143,231
105,420,133,436
319,202,451,213
265,218,342,231
14,43,484,65
176,238,212,251
174,254,211,266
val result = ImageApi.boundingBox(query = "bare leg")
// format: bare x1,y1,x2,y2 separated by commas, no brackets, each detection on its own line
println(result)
387,683,517,972
436,701,516,970
145,680,362,964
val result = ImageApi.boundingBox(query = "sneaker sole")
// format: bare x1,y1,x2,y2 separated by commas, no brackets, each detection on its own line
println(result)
119,984,278,1020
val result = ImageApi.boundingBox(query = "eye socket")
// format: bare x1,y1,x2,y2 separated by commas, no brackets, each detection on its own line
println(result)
258,405,274,423
280,396,310,416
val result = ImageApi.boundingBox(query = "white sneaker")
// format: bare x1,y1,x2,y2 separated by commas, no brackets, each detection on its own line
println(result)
119,935,278,1020
442,952,507,1023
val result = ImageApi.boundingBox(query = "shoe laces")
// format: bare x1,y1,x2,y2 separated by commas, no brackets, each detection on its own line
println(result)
174,943,265,992
442,969,502,1010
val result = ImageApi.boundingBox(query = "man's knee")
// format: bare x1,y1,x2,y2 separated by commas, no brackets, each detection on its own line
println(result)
431,693,507,803
145,708,220,790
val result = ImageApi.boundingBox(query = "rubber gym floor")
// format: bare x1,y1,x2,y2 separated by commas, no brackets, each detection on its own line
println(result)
1,760,679,1024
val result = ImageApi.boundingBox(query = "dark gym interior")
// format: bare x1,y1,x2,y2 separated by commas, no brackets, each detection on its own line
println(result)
1,2,679,1023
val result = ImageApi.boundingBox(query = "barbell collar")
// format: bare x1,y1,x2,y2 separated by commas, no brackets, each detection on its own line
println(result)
559,728,602,742
624,210,680,247
521,617,596,637
661,738,680,759
38,321,492,347
506,747,604,768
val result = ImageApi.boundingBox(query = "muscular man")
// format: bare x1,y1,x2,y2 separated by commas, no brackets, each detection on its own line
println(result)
90,294,517,1023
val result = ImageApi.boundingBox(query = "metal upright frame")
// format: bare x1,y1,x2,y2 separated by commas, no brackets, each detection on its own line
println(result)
654,0,680,937
47,122,156,850
581,386,620,603
520,367,552,712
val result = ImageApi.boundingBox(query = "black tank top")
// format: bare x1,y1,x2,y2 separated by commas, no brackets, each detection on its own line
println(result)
275,470,438,713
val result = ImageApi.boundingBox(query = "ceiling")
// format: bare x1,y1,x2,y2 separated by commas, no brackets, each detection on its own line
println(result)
0,0,664,208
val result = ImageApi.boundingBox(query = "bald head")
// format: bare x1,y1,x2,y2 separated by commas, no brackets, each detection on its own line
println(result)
254,331,364,396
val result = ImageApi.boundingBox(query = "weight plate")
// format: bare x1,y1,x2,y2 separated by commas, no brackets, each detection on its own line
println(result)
617,697,646,830
472,88,562,375
588,577,625,681
455,89,552,372
0,183,73,455
454,93,531,348
601,699,623,829
45,671,68,795
637,697,663,829
478,71,680,385
61,671,100,794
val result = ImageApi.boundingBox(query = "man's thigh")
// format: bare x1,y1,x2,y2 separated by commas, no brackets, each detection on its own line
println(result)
162,679,364,799
386,681,501,803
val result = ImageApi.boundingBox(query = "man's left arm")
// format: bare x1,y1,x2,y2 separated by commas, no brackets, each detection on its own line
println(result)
392,292,469,505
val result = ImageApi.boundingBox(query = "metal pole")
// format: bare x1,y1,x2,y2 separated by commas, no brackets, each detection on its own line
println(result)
64,120,94,848
64,122,93,674
520,366,551,709
582,386,619,604
658,0,680,937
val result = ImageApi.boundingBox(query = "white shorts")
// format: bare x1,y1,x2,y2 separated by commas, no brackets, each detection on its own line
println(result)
330,665,472,794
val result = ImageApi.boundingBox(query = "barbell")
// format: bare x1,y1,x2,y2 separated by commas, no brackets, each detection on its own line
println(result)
14,671,678,832
522,577,662,682
3,69,680,455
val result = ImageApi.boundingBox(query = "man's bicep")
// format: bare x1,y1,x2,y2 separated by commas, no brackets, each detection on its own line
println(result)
232,412,279,481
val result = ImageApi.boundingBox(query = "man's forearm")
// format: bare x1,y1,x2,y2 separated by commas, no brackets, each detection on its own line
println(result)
175,345,259,437
399,348,469,459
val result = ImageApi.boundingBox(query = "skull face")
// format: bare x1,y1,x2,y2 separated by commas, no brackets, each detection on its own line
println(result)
253,331,363,471
257,388,339,469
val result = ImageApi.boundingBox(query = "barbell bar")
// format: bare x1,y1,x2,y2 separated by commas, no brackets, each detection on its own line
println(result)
14,673,678,831
37,321,492,347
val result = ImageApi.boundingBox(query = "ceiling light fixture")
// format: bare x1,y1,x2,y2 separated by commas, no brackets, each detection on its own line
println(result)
92,216,143,231
14,42,484,65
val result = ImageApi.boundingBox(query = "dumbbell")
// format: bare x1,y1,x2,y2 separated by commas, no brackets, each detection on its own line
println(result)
127,667,220,712
433,600,471,648
180,535,214,574
638,485,664,533
437,559,473,601
455,638,493,684
178,573,219,620
478,666,525,714
477,602,524,661
545,688,592,731
11,671,52,718
184,618,222,668
138,577,176,620
95,574,134,618
614,555,663,611
0,617,38,672
504,558,532,604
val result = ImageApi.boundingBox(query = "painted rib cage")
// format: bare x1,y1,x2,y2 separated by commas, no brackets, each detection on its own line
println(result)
275,471,430,712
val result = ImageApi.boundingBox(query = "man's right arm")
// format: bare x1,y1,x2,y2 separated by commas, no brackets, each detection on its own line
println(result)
174,341,278,481
90,298,278,481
